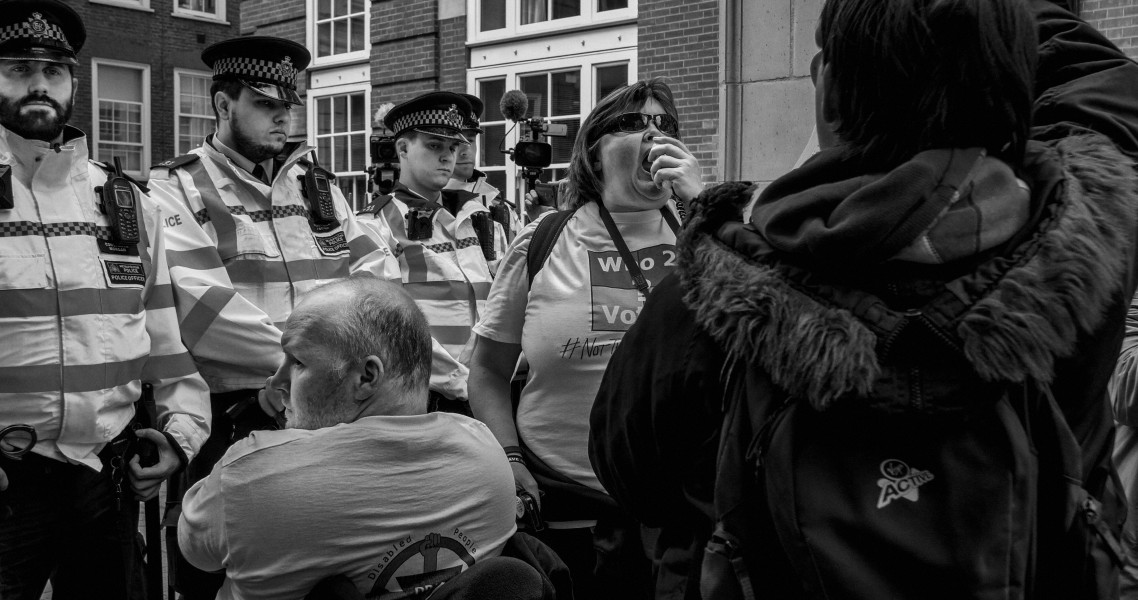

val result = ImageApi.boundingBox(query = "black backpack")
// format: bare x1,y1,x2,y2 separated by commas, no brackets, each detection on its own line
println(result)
701,281,1126,600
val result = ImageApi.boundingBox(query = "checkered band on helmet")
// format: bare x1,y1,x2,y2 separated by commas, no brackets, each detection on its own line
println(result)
212,55,298,89
391,105,465,136
0,13,72,51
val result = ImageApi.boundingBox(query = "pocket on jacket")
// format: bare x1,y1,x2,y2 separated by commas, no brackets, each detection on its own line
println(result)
0,254,48,289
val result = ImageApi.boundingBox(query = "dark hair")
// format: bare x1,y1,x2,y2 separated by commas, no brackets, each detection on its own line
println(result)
565,78,679,209
818,0,1036,167
315,274,432,394
209,77,245,122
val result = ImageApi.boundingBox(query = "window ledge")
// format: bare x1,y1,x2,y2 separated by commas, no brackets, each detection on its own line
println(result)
311,52,371,69
171,11,229,25
89,0,154,12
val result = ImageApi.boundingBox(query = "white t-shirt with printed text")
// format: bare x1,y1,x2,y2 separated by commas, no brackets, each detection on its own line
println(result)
473,200,679,492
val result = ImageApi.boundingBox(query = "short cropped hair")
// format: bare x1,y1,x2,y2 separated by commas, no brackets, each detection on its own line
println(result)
818,0,1037,167
565,78,679,209
313,274,432,394
209,77,246,122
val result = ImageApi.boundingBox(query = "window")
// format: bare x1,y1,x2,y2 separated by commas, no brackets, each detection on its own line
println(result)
519,0,579,25
175,70,214,155
313,90,369,211
311,0,368,64
470,0,634,39
90,0,151,11
595,63,628,103
92,60,149,177
173,0,225,21
474,59,634,206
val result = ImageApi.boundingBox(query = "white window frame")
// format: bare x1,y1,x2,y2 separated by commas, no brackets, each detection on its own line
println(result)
468,0,636,44
468,48,635,206
307,82,371,211
91,58,151,178
89,0,152,11
174,68,215,156
172,0,227,23
307,0,370,68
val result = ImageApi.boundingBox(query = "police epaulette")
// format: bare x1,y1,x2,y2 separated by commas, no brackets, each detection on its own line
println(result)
152,154,201,171
357,195,393,216
445,188,482,210
90,160,150,194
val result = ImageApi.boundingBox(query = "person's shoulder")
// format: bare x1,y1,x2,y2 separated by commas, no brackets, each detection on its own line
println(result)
218,428,312,467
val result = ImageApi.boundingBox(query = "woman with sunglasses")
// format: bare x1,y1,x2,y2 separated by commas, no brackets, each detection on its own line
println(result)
468,78,703,599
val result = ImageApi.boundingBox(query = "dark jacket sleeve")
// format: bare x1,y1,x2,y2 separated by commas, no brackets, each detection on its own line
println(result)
1031,0,1138,161
589,273,726,529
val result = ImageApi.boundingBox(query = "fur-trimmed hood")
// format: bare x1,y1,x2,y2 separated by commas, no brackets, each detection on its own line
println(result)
679,135,1138,410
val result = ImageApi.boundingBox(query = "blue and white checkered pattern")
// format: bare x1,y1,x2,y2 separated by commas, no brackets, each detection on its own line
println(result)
391,106,465,136
0,14,71,51
213,55,297,89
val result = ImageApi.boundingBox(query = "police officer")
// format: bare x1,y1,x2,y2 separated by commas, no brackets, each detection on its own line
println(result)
0,1,211,597
145,37,467,599
444,93,519,243
357,92,510,412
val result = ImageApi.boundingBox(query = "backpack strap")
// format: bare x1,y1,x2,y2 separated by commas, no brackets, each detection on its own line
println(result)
526,209,576,287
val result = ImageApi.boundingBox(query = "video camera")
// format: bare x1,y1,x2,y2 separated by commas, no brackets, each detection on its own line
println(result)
368,134,400,196
499,90,568,196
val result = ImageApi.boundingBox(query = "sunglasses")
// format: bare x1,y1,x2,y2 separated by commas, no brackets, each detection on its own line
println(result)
605,112,680,137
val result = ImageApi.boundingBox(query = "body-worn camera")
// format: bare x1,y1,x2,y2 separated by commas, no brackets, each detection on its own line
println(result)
406,207,436,241
516,490,545,532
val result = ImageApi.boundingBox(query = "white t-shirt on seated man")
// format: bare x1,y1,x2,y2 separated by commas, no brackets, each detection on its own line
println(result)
178,276,517,600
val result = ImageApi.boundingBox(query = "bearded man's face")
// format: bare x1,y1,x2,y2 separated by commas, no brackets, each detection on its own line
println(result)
0,59,74,142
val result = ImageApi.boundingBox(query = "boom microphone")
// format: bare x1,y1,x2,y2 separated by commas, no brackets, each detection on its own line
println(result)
500,90,530,123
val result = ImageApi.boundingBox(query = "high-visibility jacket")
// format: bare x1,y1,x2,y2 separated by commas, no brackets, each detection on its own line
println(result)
147,139,468,398
357,183,508,363
444,170,522,243
0,125,210,471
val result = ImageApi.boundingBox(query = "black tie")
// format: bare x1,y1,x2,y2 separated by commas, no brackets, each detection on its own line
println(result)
251,164,268,185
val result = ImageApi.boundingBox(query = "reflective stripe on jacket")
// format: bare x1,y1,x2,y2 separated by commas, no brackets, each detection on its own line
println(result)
147,138,400,392
0,125,210,471
358,183,507,363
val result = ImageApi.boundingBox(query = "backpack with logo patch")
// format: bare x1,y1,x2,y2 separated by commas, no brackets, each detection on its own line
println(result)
700,277,1126,600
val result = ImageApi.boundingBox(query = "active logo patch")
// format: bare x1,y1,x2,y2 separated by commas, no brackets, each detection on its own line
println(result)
314,230,349,255
876,459,934,509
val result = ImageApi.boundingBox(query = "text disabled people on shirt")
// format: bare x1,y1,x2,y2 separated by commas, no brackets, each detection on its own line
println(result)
588,244,677,332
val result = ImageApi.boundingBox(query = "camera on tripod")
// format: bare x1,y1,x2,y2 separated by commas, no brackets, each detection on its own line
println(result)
499,89,568,199
368,134,400,196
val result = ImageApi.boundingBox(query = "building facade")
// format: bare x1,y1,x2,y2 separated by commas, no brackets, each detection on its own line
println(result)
66,0,238,179
241,0,1138,210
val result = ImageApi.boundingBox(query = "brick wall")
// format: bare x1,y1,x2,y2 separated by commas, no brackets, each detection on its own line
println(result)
242,0,307,135
439,16,468,94
638,0,720,184
70,0,237,170
1082,0,1138,58
372,0,443,108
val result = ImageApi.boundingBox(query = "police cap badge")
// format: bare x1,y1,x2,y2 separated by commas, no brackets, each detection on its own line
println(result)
0,0,85,66
201,36,311,106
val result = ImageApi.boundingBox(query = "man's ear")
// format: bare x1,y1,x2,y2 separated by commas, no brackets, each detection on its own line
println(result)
215,91,233,122
396,137,411,159
353,354,385,401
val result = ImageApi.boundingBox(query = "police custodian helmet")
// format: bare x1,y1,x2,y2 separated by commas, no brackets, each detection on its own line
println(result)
0,0,85,66
201,36,311,106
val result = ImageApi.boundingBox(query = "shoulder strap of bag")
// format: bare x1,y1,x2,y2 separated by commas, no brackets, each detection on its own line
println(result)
526,209,576,287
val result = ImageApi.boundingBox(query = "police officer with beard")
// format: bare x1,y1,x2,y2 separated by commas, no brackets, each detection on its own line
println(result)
0,1,211,597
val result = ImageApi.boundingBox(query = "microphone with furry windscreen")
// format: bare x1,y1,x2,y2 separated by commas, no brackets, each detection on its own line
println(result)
500,89,530,123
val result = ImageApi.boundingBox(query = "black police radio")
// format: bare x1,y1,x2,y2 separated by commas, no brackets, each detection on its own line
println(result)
98,157,140,244
298,151,338,230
